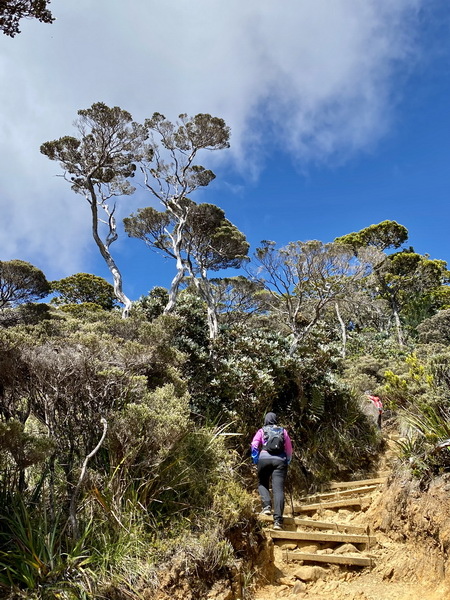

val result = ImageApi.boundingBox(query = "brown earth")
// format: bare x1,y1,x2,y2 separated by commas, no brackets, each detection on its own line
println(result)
251,437,450,600
146,432,450,600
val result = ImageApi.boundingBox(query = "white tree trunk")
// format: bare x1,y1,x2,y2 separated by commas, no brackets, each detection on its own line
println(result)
206,299,219,340
199,266,219,340
189,272,219,341
165,258,185,313
335,302,347,358
393,305,404,347
289,334,300,355
163,210,187,314
87,182,132,318
69,417,107,539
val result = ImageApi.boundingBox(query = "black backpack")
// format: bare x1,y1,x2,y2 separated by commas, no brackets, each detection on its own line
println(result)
262,425,285,455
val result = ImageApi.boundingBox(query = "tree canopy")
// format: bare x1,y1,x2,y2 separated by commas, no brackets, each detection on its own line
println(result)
124,201,249,273
253,240,381,351
1,212,450,597
51,272,118,310
0,259,50,308
137,112,231,314
125,201,249,338
7,100,449,599
41,105,231,319
0,0,54,37
41,102,146,316
335,219,408,252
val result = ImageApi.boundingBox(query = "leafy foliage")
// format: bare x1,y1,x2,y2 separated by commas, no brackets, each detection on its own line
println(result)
0,260,50,309
417,309,450,345
335,219,408,252
137,113,231,318
0,305,256,597
40,103,143,194
125,201,249,339
4,170,449,596
253,239,381,350
51,273,118,310
125,202,249,273
0,0,54,37
0,496,94,598
41,103,146,314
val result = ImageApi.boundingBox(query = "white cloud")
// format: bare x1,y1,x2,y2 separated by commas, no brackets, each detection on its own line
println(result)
0,0,425,277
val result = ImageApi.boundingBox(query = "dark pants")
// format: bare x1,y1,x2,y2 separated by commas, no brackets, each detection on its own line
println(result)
257,456,287,523
377,411,382,429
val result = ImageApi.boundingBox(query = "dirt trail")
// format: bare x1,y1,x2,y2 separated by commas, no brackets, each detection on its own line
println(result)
251,433,450,600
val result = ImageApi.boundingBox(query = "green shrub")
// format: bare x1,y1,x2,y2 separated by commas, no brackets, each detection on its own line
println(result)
0,496,96,599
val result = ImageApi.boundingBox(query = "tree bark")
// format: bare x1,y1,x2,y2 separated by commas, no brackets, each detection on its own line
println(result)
69,417,107,540
392,304,404,347
185,264,219,341
87,180,132,317
163,209,187,314
335,302,347,358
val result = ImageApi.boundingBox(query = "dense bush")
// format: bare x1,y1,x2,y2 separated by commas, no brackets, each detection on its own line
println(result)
0,307,256,598
2,245,447,596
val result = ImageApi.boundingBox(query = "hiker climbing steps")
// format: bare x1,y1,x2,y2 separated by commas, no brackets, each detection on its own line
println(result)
257,471,388,570
250,431,437,600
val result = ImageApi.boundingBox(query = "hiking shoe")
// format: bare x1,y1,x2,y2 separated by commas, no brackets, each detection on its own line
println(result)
261,506,272,515
273,521,283,530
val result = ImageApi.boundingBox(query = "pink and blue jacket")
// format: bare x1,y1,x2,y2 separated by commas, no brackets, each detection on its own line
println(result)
251,427,293,465
369,395,383,412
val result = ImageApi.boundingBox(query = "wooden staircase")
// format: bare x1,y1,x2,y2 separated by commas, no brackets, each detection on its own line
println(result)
258,473,388,569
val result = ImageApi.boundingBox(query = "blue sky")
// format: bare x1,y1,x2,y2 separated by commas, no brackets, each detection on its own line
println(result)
1,1,449,302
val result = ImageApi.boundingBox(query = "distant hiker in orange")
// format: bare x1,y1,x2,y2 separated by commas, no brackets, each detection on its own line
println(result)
366,391,383,429
251,412,293,530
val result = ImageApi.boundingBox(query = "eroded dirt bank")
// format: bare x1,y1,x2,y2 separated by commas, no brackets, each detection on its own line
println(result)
144,443,450,600
251,472,450,600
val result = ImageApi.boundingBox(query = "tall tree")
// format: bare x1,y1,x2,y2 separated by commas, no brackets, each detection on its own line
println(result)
335,221,448,345
51,272,117,310
0,0,53,37
205,276,265,328
372,250,449,346
328,288,391,357
138,113,230,313
335,220,409,346
0,259,50,308
124,201,249,339
253,240,380,353
335,220,408,252
41,103,145,317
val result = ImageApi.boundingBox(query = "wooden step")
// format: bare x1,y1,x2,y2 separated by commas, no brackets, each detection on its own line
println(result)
293,496,371,513
286,551,374,567
269,529,376,547
298,484,379,503
327,476,387,490
258,514,369,534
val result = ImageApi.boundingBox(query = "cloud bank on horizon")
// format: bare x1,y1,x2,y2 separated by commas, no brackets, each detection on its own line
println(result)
0,0,426,278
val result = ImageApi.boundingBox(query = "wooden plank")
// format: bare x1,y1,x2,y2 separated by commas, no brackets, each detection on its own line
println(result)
293,497,371,512
269,530,376,546
257,514,368,534
286,552,373,567
327,477,387,490
298,484,379,503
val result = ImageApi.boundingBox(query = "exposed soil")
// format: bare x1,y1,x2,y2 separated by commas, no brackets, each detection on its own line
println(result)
147,431,450,600
251,434,450,600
